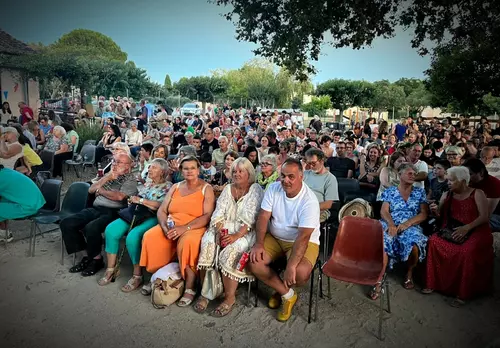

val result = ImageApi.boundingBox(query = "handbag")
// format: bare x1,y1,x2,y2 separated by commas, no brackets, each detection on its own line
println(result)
118,203,154,226
438,192,470,245
151,278,185,309
201,244,224,301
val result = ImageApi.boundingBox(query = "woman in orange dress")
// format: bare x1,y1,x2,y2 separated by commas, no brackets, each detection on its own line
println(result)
140,156,215,306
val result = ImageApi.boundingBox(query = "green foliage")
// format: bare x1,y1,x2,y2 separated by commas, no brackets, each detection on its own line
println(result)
300,95,332,117
52,29,127,62
75,123,104,152
482,93,500,114
164,74,172,90
174,76,228,103
316,79,374,112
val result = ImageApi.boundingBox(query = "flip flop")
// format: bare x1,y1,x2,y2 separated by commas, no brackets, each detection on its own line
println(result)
403,278,415,290
193,296,210,314
421,288,434,294
211,302,235,317
141,283,152,296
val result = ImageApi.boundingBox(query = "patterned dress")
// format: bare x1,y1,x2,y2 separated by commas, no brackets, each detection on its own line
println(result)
380,186,428,268
198,183,264,282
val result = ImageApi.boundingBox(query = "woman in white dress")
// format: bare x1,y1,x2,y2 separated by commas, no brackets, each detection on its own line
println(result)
196,157,264,317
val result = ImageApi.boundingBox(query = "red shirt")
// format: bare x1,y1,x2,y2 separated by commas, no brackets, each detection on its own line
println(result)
470,175,500,198
20,106,34,125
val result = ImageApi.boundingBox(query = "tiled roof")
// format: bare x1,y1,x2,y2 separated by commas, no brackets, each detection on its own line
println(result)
0,29,34,55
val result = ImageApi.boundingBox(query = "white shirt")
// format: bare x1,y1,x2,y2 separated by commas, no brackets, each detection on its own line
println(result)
261,182,321,245
413,159,429,189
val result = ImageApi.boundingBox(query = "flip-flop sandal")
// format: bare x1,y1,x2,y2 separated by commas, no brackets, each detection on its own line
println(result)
121,275,143,293
450,298,465,308
177,289,196,307
98,268,116,286
421,288,434,294
368,285,383,300
403,278,415,290
193,296,210,314
211,302,235,318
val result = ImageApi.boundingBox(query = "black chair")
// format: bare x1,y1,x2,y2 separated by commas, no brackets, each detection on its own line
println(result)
39,150,55,176
28,182,90,264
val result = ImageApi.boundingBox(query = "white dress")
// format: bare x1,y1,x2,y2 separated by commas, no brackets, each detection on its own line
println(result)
198,183,264,282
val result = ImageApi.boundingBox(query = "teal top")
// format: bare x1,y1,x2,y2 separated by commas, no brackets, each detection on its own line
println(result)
66,130,79,152
0,168,46,217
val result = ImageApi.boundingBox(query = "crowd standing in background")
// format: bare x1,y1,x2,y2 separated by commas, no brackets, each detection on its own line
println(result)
1,96,499,321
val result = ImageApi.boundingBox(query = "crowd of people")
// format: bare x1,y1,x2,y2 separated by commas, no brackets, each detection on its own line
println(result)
1,96,499,321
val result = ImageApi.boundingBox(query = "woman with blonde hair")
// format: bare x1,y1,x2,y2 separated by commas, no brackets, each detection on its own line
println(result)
445,145,464,167
195,158,264,316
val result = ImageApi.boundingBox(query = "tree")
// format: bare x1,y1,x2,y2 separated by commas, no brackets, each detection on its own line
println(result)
300,95,332,118
212,0,500,84
367,80,406,112
51,29,127,62
164,74,172,90
174,76,229,109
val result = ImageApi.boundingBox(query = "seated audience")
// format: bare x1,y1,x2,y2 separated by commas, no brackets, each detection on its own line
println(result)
303,148,339,222
195,158,264,316
481,146,500,178
424,166,493,307
43,125,72,178
358,143,383,192
244,146,259,169
200,152,216,182
60,153,137,276
0,165,45,242
377,151,406,201
151,144,169,161
428,159,451,202
99,159,171,291
326,141,355,178
407,143,428,189
248,158,320,322
212,151,239,196
446,145,464,167
138,143,154,183
211,136,230,171
139,156,215,306
256,154,279,191
125,121,143,157
95,124,122,164
371,163,428,299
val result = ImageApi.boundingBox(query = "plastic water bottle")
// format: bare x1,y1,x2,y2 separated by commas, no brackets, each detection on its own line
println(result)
167,215,175,230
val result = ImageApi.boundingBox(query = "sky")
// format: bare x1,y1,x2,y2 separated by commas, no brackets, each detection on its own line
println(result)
1,0,431,85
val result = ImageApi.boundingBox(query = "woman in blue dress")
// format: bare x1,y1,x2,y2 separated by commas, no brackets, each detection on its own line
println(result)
370,163,429,299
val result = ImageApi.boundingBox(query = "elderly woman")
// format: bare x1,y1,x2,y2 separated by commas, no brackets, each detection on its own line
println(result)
0,126,24,170
424,166,493,307
43,125,72,178
211,136,230,171
256,154,279,191
445,145,464,167
258,135,270,157
212,151,239,196
370,163,428,299
125,121,143,157
99,159,172,291
140,156,215,305
376,151,407,201
195,158,264,316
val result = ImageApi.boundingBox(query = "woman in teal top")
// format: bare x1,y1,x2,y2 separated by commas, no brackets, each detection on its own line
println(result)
0,165,46,241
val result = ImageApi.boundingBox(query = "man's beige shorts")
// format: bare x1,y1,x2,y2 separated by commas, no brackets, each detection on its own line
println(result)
263,233,319,267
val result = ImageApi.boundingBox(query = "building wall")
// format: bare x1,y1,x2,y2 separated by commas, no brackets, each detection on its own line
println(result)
0,69,40,118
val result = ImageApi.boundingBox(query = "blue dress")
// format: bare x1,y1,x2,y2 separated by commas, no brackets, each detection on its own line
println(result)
380,186,428,268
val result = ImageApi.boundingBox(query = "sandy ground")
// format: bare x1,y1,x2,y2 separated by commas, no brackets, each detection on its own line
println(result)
1,226,500,348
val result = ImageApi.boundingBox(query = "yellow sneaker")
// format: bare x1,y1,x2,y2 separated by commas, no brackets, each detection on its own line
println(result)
268,292,281,309
277,292,298,322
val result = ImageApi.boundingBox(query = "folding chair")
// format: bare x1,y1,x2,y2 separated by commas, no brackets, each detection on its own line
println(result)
65,144,96,178
39,150,55,176
310,216,390,340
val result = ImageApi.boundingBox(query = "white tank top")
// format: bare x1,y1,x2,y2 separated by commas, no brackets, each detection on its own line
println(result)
0,142,24,169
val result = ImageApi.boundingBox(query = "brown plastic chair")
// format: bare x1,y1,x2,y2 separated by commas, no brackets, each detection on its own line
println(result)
313,216,390,340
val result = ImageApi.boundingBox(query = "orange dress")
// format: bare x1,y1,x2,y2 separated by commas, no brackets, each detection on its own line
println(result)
140,183,208,277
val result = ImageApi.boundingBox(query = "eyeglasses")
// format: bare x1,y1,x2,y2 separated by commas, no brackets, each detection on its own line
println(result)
260,162,272,167
306,161,319,167
446,153,458,157
111,160,131,166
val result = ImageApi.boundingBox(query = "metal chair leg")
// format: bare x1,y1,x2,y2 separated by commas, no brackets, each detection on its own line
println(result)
315,266,322,321
254,280,259,307
308,266,315,324
385,280,391,313
247,281,252,307
30,221,36,257
378,281,385,340
60,230,65,265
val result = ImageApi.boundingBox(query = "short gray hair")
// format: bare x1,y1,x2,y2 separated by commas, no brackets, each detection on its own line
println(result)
447,166,470,185
218,135,228,143
398,163,417,175
179,145,197,157
150,158,169,178
231,157,256,184
130,120,138,127
260,154,278,172
446,145,464,157
184,131,194,138
53,125,66,137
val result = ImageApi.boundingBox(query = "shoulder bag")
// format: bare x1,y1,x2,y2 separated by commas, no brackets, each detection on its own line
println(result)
201,244,224,301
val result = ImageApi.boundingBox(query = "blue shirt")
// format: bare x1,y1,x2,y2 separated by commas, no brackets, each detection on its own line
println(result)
394,124,407,142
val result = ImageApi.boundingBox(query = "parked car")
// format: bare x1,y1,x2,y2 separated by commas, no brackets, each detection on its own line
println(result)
180,103,201,116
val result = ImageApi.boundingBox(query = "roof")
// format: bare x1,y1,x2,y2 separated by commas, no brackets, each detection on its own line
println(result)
0,29,34,55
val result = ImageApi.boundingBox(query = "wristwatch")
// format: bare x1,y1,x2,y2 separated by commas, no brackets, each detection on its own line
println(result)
187,225,191,231
139,198,144,204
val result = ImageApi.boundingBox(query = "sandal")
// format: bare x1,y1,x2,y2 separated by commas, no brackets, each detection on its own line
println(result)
211,301,235,318
450,298,465,308
403,278,415,290
421,288,434,294
193,296,210,314
369,283,383,300
177,289,196,307
121,275,143,293
141,283,152,296
98,268,116,286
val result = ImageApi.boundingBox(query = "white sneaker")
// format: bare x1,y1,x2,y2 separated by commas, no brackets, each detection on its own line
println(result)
0,230,13,243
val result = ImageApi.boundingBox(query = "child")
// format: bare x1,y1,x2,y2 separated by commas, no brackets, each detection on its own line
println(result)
200,152,216,182
428,159,451,202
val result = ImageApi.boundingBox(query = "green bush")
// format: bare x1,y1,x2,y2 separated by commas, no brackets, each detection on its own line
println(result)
75,123,104,152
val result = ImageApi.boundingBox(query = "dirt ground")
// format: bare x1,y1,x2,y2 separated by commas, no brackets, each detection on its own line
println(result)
1,226,500,348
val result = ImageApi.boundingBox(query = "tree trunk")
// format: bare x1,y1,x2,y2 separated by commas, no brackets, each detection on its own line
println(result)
80,86,85,110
